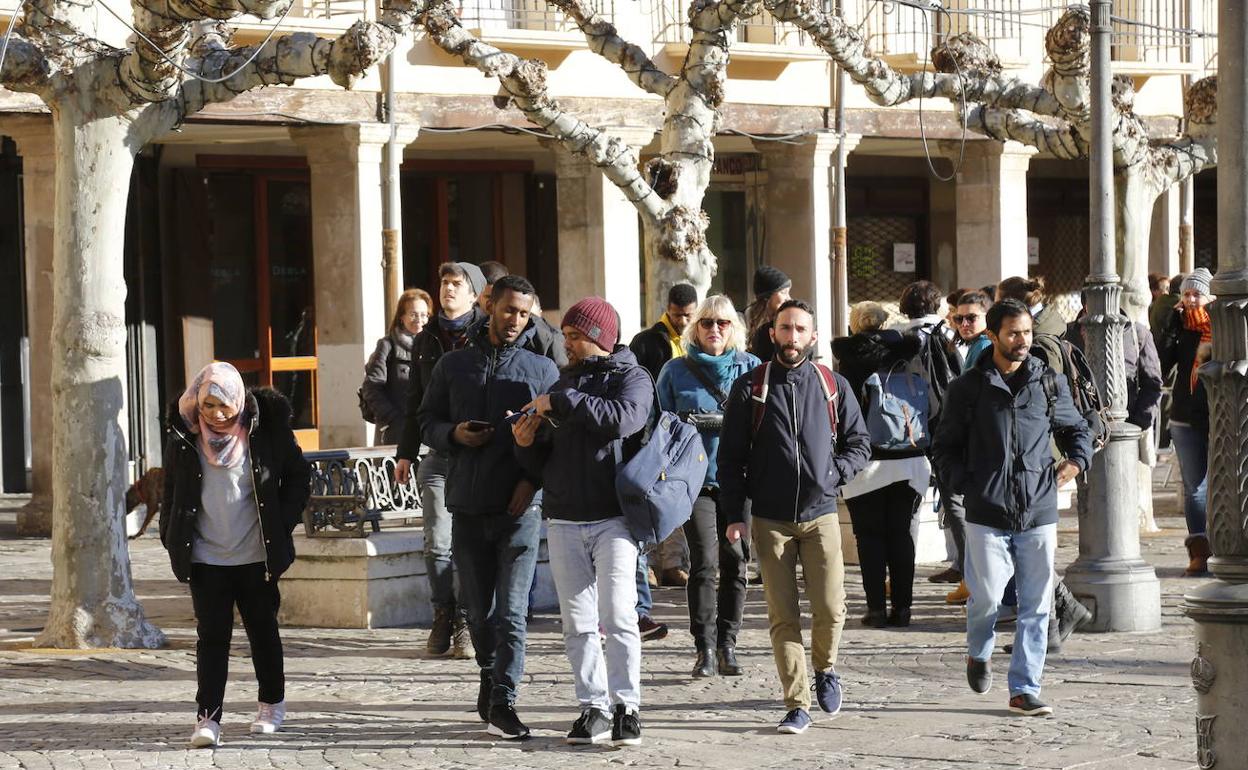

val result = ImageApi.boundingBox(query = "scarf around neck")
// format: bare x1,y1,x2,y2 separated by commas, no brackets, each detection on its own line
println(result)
179,362,250,468
1183,305,1213,392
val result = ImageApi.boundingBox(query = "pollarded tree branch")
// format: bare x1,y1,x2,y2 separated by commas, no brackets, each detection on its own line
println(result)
544,0,676,97
0,33,53,93
421,0,666,223
964,105,1085,160
761,0,1062,116
170,21,394,120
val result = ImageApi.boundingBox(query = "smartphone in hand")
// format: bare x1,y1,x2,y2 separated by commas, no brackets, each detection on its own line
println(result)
466,420,493,432
502,408,538,426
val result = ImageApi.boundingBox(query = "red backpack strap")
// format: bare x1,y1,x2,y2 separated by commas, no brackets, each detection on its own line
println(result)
814,363,839,442
750,362,771,436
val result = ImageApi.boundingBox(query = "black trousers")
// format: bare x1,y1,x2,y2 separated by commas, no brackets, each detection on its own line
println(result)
845,481,921,612
682,491,749,650
190,562,284,719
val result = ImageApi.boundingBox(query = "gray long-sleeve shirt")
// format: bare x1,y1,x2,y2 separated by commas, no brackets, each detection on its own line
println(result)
192,445,266,567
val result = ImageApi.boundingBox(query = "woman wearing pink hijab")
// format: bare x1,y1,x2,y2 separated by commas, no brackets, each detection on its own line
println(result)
160,362,310,748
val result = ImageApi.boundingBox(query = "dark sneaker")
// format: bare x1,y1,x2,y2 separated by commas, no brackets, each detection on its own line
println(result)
611,704,642,747
638,615,668,642
476,669,493,722
860,609,888,628
928,567,962,584
426,606,453,657
716,646,742,676
967,657,992,694
812,670,842,715
486,704,530,740
776,708,811,734
1008,693,1054,716
566,707,612,745
887,608,911,627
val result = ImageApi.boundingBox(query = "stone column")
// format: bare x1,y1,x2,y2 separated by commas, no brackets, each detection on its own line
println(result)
941,140,1036,289
1181,1,1248,765
1064,1,1161,633
1,117,55,536
1149,183,1181,277
754,133,853,359
292,123,418,450
550,127,653,341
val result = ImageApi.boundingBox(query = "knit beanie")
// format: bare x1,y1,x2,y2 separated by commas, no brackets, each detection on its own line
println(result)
455,262,487,296
1181,267,1213,298
753,265,792,299
561,297,620,351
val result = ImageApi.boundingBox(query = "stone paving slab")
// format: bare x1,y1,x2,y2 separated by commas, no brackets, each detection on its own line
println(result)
0,492,1206,769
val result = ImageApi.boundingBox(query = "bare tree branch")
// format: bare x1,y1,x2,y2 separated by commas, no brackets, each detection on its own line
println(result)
544,0,675,97
965,105,1085,159
421,0,665,223
0,33,53,93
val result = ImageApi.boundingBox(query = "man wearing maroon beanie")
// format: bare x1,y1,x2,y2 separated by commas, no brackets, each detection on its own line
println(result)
513,296,653,747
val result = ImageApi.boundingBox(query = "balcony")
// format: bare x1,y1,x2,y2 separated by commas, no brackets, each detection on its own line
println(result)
652,0,829,64
232,0,371,39
457,0,616,51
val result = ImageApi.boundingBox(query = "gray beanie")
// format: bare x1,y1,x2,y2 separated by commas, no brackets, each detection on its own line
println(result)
1181,268,1213,297
454,262,487,296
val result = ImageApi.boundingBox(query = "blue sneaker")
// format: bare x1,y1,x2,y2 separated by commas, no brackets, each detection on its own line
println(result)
776,708,811,734
813,670,842,714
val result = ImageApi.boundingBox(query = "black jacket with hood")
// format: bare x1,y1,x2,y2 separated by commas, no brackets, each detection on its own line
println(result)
717,358,872,525
160,388,312,583
931,353,1093,532
417,321,560,515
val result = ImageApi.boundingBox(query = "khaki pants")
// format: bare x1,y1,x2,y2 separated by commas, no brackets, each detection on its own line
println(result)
752,514,847,711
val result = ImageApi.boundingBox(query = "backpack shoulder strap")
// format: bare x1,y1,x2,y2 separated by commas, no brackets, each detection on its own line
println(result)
814,363,840,442
750,362,770,436
682,356,729,406
1041,368,1059,420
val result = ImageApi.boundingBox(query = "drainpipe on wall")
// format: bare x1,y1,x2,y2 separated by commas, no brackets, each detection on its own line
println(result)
381,51,402,326
830,0,849,340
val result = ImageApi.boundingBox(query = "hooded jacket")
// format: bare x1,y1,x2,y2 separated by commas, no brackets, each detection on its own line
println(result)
160,388,311,583
417,321,560,515
397,306,488,460
717,358,872,525
931,353,1093,532
515,346,653,522
830,329,927,461
629,316,684,380
362,328,414,446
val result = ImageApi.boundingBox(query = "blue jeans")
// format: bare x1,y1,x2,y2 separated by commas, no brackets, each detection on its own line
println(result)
452,507,540,707
635,551,652,618
1170,422,1208,536
964,522,1056,698
547,517,641,712
417,452,455,609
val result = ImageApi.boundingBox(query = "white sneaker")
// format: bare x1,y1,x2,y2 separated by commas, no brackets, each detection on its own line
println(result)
190,716,221,747
250,700,286,734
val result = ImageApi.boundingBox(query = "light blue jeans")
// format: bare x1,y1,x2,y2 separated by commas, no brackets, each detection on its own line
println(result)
1169,422,1208,536
416,452,455,610
547,516,641,712
964,522,1056,698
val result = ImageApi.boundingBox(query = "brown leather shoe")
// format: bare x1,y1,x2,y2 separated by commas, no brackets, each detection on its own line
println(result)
1185,535,1212,576
660,568,689,587
928,567,963,584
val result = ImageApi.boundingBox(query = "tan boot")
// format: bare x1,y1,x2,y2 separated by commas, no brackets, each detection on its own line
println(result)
1185,535,1212,576
660,567,689,587
426,606,453,657
945,581,970,605
451,612,475,660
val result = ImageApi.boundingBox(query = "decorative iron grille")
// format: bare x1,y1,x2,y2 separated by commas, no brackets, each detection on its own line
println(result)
1030,214,1087,323
460,0,615,33
303,446,420,536
847,214,922,320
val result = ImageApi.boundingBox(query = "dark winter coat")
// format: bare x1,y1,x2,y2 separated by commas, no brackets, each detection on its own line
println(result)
417,322,560,515
830,329,927,460
396,307,488,460
1063,315,1163,431
717,359,872,526
931,354,1093,533
160,388,312,583
529,315,569,369
515,346,653,522
629,318,681,380
1157,307,1209,432
362,328,414,446
748,322,775,363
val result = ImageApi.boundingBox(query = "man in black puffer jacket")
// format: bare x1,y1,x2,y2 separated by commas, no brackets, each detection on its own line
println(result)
718,300,871,736
417,275,559,741
932,298,1091,719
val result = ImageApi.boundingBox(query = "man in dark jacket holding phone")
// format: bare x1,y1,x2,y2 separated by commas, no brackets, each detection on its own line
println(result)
417,275,559,740
932,298,1092,718
717,300,871,736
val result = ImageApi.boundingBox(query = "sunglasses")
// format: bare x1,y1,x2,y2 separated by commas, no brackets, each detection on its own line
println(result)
953,313,981,325
697,318,733,330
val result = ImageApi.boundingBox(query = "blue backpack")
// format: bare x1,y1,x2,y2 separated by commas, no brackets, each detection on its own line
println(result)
863,358,931,451
615,372,707,548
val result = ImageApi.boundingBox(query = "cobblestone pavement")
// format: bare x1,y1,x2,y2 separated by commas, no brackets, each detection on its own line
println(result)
0,482,1207,770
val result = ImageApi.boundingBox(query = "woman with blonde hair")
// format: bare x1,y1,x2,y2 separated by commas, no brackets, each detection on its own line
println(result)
362,288,432,446
657,294,760,677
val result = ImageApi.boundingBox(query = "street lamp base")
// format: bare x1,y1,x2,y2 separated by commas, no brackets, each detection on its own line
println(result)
1064,558,1162,632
